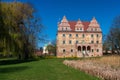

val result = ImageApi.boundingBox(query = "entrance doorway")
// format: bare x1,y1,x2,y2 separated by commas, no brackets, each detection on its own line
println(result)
87,46,91,51
78,46,81,51
82,46,86,51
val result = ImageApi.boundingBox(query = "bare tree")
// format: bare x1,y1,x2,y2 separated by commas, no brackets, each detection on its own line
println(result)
106,16,120,54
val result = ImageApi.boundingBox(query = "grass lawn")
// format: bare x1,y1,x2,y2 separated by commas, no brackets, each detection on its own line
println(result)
0,58,100,80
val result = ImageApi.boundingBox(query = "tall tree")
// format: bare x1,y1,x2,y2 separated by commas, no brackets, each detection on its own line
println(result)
106,16,120,54
0,1,43,59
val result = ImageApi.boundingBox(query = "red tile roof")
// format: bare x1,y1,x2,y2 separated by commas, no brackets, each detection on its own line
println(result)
68,21,76,31
68,21,90,31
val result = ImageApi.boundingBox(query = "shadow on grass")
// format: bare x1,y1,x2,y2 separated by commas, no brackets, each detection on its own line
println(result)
0,59,38,65
0,66,29,73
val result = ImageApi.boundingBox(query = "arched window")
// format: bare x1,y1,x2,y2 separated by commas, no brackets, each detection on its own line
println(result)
87,46,91,51
63,49,65,53
71,49,73,52
78,46,81,51
82,46,86,51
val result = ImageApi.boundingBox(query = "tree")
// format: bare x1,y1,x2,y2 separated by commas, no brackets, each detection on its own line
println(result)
46,41,56,56
0,1,44,59
106,16,120,54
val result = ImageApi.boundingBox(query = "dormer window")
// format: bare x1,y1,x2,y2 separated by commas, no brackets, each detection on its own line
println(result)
61,27,63,30
80,28,82,30
91,28,93,31
95,28,97,31
66,27,67,30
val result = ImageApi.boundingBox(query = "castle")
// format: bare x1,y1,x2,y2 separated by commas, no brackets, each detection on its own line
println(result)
56,16,102,58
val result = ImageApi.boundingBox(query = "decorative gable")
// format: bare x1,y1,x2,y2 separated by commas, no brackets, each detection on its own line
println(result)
58,16,71,31
75,19,84,31
87,17,101,31
58,16,102,32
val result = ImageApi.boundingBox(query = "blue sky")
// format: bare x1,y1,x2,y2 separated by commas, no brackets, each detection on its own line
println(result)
3,0,120,47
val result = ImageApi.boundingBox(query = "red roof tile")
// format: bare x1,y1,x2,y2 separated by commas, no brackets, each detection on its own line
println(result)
68,21,76,31
82,22,90,31
68,21,90,31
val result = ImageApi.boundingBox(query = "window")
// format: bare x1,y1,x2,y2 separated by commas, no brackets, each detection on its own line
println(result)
63,41,65,44
96,41,99,43
69,40,72,44
97,49,99,52
71,49,73,52
91,34,93,38
91,41,94,43
92,49,94,52
66,27,67,30
96,34,99,37
76,40,78,44
95,28,97,31
62,27,63,30
69,34,72,37
76,34,78,37
82,34,85,38
91,28,93,31
80,28,82,30
63,34,65,37
63,49,65,53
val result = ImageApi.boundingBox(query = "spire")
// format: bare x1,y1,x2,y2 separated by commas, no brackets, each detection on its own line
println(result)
61,15,68,23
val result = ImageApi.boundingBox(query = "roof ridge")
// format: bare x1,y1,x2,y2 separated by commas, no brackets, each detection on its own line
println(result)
68,21,90,22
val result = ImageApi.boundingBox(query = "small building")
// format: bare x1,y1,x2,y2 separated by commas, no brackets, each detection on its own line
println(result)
43,44,49,54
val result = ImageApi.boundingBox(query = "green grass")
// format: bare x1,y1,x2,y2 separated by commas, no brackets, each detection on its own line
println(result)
0,58,101,80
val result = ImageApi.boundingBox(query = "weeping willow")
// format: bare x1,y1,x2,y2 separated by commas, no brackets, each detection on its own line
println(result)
0,2,42,59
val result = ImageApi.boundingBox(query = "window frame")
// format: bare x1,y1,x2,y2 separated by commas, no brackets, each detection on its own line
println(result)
76,34,78,37
71,49,73,52
69,34,72,37
63,34,65,37
82,34,85,38
91,40,94,44
69,40,72,44
63,40,65,44
91,34,93,38
63,49,65,53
